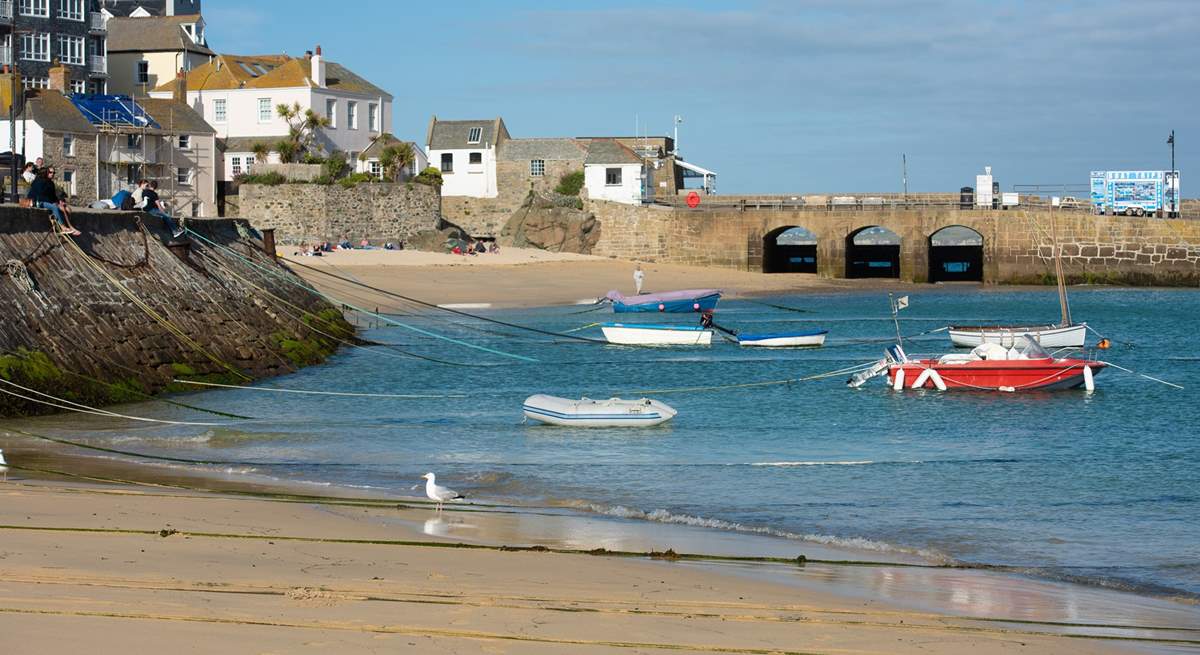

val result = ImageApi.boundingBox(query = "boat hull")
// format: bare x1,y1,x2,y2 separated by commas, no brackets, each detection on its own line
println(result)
613,293,721,313
737,330,828,348
948,323,1086,348
887,359,1105,391
522,394,677,427
601,323,713,346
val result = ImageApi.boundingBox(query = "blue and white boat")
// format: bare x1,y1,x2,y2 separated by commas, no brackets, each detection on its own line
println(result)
737,329,828,348
600,322,714,345
605,289,721,313
523,395,677,427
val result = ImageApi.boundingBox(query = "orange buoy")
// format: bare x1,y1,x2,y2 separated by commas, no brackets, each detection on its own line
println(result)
1097,338,1111,350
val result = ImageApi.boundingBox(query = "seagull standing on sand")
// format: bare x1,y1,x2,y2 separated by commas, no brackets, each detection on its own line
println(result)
0,449,9,482
421,472,464,511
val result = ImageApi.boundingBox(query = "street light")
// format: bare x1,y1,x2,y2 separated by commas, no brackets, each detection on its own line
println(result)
1167,130,1176,216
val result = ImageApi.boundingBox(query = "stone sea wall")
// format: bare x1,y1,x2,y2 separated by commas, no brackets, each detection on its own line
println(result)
0,207,352,417
238,182,440,245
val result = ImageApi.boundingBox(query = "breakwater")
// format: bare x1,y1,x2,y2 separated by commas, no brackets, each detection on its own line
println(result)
0,207,351,417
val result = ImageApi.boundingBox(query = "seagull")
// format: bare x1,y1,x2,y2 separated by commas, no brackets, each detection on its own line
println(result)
0,449,8,482
421,472,464,511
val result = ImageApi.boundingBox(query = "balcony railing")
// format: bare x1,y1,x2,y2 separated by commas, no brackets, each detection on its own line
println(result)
88,55,107,75
0,1,12,22
0,46,10,67
89,12,106,33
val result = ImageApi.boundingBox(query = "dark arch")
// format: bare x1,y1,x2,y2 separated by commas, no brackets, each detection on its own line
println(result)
845,226,901,278
763,226,817,273
928,225,984,283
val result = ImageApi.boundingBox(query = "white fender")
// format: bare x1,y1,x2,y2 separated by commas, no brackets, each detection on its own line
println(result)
912,369,932,389
1083,365,1095,392
927,369,948,391
892,368,905,391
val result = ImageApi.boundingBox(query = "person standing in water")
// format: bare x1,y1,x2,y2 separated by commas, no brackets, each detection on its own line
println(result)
633,264,645,294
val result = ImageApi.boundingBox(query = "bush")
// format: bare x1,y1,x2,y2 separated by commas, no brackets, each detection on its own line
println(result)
413,166,443,189
554,170,584,196
321,152,349,180
236,171,288,185
338,173,373,188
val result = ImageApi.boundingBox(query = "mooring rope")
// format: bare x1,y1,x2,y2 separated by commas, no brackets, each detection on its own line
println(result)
1098,361,1184,390
618,360,880,395
0,378,227,426
170,379,467,399
3,427,268,466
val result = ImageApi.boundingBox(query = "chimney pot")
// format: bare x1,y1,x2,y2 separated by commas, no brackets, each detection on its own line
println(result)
315,45,322,56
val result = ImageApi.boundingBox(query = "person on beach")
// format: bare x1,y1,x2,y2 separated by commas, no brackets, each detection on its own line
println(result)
28,169,80,235
634,264,645,294
142,180,185,238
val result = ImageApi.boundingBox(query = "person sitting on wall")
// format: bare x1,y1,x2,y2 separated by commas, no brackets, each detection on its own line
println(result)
488,241,499,254
142,180,185,238
131,179,149,210
338,235,353,250
27,169,80,236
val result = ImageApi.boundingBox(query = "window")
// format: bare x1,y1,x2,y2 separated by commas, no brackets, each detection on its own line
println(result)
467,127,482,144
530,159,545,177
22,77,49,90
126,164,141,186
245,155,255,168
58,0,83,20
605,167,622,186
88,79,105,95
191,201,201,217
62,170,76,195
20,33,50,62
368,160,382,179
347,101,357,129
230,156,242,176
257,98,271,123
212,98,226,122
468,152,482,165
70,79,85,94
440,152,453,173
368,103,378,132
136,61,149,85
325,98,336,128
58,35,85,65
19,0,49,17
63,134,75,156
177,167,192,185
126,133,142,149
177,134,190,149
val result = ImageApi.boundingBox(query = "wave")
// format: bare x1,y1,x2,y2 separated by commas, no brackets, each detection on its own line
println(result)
561,500,949,563
749,460,880,467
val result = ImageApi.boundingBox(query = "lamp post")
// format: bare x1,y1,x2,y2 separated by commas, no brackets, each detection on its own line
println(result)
1167,130,1175,217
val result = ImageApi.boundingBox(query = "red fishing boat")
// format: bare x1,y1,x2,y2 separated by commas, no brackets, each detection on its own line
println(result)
866,340,1105,392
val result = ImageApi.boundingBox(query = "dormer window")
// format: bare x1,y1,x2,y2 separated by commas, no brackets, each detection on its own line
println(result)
467,127,482,144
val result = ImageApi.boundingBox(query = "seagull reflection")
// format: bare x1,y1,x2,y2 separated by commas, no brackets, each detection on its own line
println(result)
423,516,478,538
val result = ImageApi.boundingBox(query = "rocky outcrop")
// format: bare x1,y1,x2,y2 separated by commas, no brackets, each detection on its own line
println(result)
500,194,601,254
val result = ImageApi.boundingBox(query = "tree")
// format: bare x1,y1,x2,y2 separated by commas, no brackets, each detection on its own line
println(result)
413,166,443,190
555,170,585,196
251,141,269,162
379,142,415,181
275,102,331,161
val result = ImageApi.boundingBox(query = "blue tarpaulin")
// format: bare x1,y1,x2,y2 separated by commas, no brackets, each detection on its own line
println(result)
69,95,160,129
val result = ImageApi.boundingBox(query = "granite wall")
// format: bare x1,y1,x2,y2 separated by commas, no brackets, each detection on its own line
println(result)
0,206,352,417
238,182,440,244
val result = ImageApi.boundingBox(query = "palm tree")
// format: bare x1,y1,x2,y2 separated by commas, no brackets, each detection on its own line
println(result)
380,142,415,181
275,102,331,159
251,141,270,162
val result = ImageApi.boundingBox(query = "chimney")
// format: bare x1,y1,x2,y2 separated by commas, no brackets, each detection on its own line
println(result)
48,63,70,94
172,69,187,104
311,45,326,88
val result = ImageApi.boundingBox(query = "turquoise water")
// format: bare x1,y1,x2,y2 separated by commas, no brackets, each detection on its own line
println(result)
16,288,1200,599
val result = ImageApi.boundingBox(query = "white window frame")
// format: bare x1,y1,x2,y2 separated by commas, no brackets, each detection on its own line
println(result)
245,155,255,168
69,79,85,94
467,127,482,144
440,152,453,173
347,101,358,129
230,156,242,176
368,160,382,180
22,77,49,90
325,98,336,128
605,167,622,186
57,35,84,66
136,60,149,85
368,103,378,132
19,0,49,17
57,0,84,20
178,134,190,149
20,33,50,62
212,98,226,123
257,98,272,123
530,159,545,177
63,134,75,156
176,167,193,186
62,169,76,195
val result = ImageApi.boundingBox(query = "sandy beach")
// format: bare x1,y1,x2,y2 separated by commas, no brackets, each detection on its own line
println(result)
1,473,1187,654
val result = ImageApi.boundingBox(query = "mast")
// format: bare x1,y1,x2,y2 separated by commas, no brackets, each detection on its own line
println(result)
1051,212,1072,327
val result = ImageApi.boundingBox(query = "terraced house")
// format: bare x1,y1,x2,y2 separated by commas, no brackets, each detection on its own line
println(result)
1,0,109,93
147,46,393,184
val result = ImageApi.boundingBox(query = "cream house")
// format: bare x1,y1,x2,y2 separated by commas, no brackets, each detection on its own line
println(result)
107,13,214,96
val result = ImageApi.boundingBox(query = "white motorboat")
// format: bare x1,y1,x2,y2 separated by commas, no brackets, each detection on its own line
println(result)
948,323,1087,348
522,394,677,427
600,322,713,346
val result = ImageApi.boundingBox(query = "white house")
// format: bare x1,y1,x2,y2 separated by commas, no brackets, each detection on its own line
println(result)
425,116,508,198
147,46,393,181
355,133,428,180
583,139,644,205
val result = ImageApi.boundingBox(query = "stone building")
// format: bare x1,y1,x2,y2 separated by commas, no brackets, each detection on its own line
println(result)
1,0,109,93
106,12,213,96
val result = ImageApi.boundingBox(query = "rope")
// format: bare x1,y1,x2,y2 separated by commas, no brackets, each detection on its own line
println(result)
619,360,880,395
741,299,812,313
58,233,251,382
171,379,467,399
1098,361,1184,390
1085,323,1134,348
4,427,265,466
0,378,227,426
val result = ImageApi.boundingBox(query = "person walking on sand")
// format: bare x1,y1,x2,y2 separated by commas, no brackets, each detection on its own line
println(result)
633,264,645,294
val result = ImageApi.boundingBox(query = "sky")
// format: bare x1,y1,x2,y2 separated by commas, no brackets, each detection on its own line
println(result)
205,0,1196,195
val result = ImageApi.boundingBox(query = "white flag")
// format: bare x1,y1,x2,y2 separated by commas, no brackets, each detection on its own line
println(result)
896,296,909,311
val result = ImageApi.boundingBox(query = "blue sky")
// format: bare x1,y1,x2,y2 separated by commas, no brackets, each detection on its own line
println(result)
207,0,1195,194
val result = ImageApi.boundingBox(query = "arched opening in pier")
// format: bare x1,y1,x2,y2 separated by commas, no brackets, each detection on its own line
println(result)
763,226,817,273
845,226,901,278
928,225,984,283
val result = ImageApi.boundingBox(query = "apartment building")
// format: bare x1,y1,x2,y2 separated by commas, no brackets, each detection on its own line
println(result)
0,0,109,93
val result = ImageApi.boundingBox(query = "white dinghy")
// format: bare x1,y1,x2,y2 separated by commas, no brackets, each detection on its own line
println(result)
522,394,677,427
600,322,713,346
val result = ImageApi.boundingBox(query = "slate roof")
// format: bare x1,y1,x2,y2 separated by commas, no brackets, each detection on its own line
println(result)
221,136,278,153
108,15,215,55
139,98,216,134
23,92,98,133
498,138,586,161
154,54,391,98
584,139,644,165
360,133,421,160
426,117,508,150
22,91,210,137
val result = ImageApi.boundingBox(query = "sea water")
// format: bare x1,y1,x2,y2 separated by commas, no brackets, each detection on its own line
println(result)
12,287,1200,600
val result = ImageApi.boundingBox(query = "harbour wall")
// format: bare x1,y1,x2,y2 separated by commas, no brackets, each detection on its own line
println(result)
0,207,352,417
238,182,440,245
587,202,1200,285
